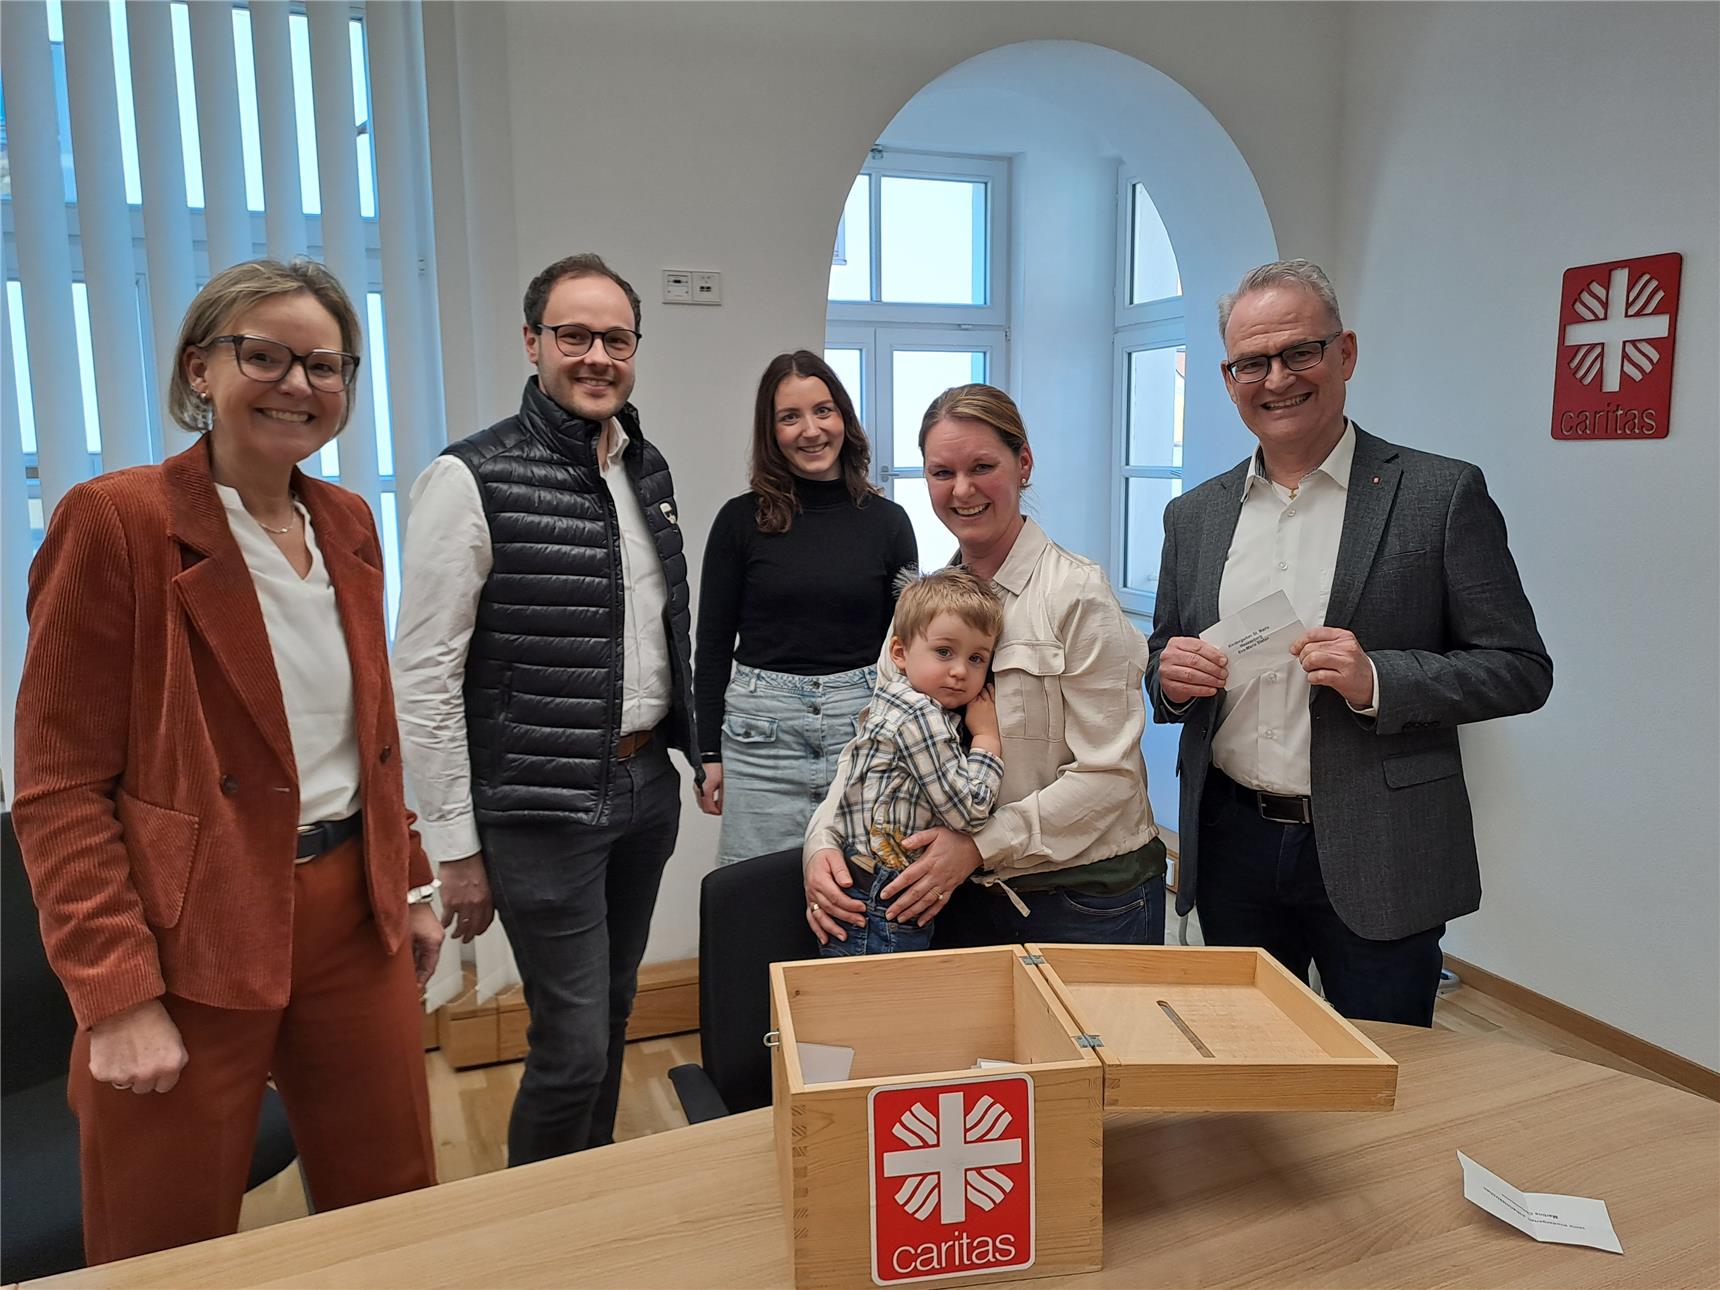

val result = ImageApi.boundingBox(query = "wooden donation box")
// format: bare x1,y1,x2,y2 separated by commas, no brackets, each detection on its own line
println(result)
770,944,1396,1289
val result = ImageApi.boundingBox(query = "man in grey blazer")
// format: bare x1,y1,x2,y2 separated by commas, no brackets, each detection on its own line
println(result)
1146,260,1551,1025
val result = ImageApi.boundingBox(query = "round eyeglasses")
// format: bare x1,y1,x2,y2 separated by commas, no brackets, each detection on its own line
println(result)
1223,332,1342,384
206,335,360,392
534,322,642,361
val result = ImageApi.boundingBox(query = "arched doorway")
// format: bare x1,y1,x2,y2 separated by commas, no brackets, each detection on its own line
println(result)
821,40,1277,829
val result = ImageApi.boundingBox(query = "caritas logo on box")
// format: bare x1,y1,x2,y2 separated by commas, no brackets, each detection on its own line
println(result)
1551,252,1681,441
868,1074,1035,1285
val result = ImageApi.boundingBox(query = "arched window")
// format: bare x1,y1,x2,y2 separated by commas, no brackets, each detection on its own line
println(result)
825,149,1011,569
1112,176,1184,615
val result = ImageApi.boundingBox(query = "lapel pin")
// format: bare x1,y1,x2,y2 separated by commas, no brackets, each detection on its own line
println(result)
1371,475,1381,485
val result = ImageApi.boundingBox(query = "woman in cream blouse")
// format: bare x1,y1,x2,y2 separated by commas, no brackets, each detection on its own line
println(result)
804,383,1165,949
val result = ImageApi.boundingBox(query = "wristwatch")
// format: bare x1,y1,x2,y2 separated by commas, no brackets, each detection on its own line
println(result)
406,879,442,906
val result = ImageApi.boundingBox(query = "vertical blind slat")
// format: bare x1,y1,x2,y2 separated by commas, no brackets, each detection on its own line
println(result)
249,0,307,260
367,0,444,515
2,293,33,794
2,0,90,516
306,0,380,515
187,0,252,273
126,0,198,460
62,0,153,472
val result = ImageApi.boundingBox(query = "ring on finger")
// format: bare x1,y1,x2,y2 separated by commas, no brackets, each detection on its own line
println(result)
809,900,821,914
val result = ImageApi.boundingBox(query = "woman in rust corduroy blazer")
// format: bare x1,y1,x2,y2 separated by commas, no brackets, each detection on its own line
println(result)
12,259,441,1265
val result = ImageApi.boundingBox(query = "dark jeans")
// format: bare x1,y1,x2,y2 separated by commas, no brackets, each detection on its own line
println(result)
1195,770,1444,1026
479,739,681,1165
932,873,1166,949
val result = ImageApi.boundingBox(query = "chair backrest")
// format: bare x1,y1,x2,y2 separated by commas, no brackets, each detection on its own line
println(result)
697,847,818,1114
2,813,79,1096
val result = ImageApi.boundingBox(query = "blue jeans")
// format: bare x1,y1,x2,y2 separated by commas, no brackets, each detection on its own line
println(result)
932,875,1167,948
478,739,682,1164
717,664,876,866
819,861,937,957
1195,770,1445,1026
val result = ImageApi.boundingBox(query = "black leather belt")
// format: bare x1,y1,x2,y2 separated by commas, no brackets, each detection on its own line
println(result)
1213,770,1312,826
295,811,364,859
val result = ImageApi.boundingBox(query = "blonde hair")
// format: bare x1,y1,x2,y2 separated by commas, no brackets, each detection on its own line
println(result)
916,383,1030,464
893,569,1003,647
167,258,362,434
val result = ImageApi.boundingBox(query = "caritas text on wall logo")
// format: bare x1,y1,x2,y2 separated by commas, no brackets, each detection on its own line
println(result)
1550,252,1681,441
868,1074,1035,1285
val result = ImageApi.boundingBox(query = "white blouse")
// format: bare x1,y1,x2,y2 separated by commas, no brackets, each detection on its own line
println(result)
216,485,363,826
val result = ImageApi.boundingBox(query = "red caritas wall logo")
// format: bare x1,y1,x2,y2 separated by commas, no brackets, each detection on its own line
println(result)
869,1074,1035,1285
1551,252,1681,440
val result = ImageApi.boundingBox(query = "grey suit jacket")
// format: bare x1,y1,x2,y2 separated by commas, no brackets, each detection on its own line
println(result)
1145,425,1552,940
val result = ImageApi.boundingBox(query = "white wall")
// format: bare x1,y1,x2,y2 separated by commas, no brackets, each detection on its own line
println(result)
440,2,1346,966
1335,2,1720,1067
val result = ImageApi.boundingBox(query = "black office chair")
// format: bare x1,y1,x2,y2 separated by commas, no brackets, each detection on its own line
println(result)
1,812,300,1283
668,847,818,1122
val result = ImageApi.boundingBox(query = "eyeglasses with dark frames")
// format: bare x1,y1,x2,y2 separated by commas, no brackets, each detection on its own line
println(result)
534,322,642,360
1223,332,1343,384
205,335,360,392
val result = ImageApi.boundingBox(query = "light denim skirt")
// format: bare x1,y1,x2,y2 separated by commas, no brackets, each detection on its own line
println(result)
716,663,877,866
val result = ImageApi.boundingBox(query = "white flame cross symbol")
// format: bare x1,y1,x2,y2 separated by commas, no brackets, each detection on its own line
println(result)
1563,266,1670,393
881,1091,1021,1224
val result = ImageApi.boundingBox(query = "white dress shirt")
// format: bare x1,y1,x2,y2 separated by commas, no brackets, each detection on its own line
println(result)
215,484,363,829
391,420,672,862
1212,422,1378,796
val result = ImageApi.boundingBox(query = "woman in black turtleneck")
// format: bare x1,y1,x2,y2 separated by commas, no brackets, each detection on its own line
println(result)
695,352,917,865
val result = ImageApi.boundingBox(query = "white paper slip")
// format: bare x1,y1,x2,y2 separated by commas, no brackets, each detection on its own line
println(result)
1458,1151,1623,1254
799,1042,856,1084
1199,590,1305,690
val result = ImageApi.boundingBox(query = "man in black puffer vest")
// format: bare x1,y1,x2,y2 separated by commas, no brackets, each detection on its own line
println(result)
393,254,700,1165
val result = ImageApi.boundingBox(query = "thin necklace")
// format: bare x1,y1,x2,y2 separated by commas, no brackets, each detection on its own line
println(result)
255,499,298,535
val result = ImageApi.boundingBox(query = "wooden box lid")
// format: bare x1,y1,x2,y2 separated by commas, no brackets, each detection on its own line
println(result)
1024,944,1398,1113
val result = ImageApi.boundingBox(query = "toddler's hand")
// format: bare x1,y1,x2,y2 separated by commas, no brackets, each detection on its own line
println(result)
965,684,999,738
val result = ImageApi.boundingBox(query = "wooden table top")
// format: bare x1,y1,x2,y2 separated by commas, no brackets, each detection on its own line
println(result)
29,1024,1720,1289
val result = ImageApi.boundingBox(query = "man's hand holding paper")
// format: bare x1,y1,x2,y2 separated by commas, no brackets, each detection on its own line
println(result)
1291,625,1376,708
1157,635,1230,704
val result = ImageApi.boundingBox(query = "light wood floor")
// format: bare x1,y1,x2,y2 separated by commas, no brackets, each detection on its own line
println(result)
237,975,1695,1234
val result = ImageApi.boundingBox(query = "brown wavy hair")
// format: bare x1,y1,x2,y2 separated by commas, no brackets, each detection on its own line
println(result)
750,351,878,533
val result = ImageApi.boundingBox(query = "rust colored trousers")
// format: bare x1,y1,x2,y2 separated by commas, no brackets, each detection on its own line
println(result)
67,838,436,1265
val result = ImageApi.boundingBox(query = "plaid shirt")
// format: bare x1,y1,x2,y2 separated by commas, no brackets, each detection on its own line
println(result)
834,673,1005,871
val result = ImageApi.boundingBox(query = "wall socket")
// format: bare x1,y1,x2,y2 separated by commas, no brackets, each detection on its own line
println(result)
661,270,693,304
691,271,722,305
662,269,722,305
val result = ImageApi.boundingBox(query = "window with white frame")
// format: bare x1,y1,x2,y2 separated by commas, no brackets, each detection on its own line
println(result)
3,0,445,792
1111,173,1185,616
825,150,1010,570
2,0,426,626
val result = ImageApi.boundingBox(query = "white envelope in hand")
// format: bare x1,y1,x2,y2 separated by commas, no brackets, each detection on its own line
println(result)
1199,590,1305,690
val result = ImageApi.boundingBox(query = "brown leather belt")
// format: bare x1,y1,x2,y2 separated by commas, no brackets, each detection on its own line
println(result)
616,730,654,760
